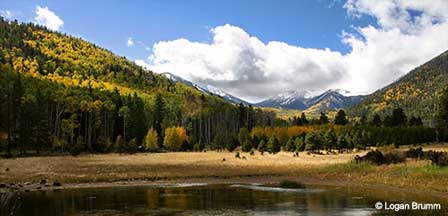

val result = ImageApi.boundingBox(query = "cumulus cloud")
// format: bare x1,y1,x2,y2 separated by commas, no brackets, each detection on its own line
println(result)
1,10,12,19
34,6,63,31
127,37,135,47
143,0,448,102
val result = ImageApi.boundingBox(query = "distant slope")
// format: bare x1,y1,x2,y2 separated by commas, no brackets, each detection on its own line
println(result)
350,50,448,125
162,72,250,105
255,89,366,112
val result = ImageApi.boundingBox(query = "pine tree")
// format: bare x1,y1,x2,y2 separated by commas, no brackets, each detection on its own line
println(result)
334,109,348,125
300,112,309,125
371,113,382,126
153,93,165,146
319,112,329,124
267,136,280,154
439,88,448,127
391,107,407,126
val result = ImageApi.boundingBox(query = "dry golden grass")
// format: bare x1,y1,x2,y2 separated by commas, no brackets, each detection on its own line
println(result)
0,151,358,184
0,143,447,195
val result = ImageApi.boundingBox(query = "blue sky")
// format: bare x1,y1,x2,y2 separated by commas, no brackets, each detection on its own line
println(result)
0,0,374,58
1,0,447,102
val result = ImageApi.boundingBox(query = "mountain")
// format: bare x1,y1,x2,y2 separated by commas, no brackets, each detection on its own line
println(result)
350,50,448,125
162,72,250,105
255,89,366,112
255,90,311,110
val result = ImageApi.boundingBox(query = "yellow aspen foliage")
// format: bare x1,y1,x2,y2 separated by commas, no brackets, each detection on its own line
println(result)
144,128,158,151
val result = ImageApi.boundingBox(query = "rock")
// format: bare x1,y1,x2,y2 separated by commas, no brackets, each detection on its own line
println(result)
0,183,6,188
36,186,42,190
25,189,30,192
18,184,23,188
40,179,47,185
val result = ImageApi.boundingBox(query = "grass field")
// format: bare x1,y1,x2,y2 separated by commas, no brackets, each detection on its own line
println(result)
0,143,447,196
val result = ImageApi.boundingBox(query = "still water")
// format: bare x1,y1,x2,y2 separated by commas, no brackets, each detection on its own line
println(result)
12,183,446,216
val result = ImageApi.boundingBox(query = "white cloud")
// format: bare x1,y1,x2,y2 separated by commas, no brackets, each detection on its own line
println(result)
127,37,135,47
34,6,64,31
142,0,448,102
1,10,12,19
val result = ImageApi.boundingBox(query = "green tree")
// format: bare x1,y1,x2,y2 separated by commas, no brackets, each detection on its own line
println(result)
285,137,295,151
267,136,280,154
301,112,309,125
238,128,250,147
319,112,329,124
391,107,407,126
323,130,337,150
334,109,348,125
258,140,267,153
371,113,382,126
294,137,305,152
153,93,165,146
305,132,321,151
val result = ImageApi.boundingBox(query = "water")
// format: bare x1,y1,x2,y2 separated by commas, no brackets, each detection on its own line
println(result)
11,183,447,216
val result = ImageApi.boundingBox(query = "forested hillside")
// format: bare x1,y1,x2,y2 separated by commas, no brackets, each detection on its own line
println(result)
350,50,448,126
0,18,275,155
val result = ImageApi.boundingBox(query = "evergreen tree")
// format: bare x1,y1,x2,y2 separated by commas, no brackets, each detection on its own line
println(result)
319,112,329,124
391,107,407,126
371,113,382,126
267,136,280,154
300,112,309,125
153,93,165,146
258,140,267,153
334,109,348,125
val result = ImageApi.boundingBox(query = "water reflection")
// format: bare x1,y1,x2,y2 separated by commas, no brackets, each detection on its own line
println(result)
12,184,445,216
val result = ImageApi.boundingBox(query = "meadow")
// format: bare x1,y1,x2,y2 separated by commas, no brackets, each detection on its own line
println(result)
1,143,447,197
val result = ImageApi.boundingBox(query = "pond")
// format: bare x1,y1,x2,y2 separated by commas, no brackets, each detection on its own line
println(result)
10,183,447,216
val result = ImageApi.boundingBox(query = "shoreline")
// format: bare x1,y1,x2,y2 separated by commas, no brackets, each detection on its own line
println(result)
3,174,448,204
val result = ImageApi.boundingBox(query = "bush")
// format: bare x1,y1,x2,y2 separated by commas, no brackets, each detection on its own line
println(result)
193,141,204,152
406,147,424,158
241,141,252,152
355,150,405,165
70,136,84,156
127,138,138,154
426,151,448,166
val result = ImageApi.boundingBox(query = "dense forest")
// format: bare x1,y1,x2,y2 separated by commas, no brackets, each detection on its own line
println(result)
1,18,447,157
0,18,276,156
350,50,448,126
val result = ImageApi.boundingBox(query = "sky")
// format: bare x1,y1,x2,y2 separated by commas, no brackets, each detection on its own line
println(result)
1,0,448,102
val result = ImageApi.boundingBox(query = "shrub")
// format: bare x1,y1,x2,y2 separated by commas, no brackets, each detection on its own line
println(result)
127,138,138,154
241,141,252,152
426,151,448,167
193,141,204,152
406,147,424,158
355,150,405,165
70,136,84,156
